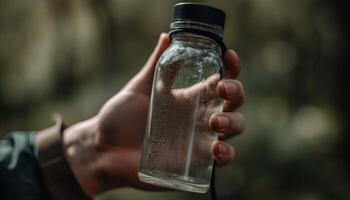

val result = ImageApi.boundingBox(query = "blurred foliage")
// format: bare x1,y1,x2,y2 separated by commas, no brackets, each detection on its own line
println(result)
0,0,349,199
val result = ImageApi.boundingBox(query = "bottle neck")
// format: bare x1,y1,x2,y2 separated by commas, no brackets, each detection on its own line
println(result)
169,20,226,54
170,20,224,38
171,32,223,56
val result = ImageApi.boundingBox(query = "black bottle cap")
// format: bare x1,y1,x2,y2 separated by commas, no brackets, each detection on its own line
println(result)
169,3,227,53
172,3,225,29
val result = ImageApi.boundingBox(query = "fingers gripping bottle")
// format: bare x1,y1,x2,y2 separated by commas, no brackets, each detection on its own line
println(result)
139,3,226,193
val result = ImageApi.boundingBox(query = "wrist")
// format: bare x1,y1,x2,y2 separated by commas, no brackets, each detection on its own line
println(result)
63,116,103,196
36,115,92,199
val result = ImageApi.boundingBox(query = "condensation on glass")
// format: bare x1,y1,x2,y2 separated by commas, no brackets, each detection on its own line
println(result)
139,3,226,193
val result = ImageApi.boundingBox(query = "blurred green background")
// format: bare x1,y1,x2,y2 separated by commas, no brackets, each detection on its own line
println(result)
1,0,349,199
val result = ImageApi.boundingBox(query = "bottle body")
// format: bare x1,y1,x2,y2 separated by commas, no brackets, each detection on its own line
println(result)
138,33,223,193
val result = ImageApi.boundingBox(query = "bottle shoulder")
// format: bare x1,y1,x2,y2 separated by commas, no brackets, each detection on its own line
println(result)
157,41,223,79
159,41,223,68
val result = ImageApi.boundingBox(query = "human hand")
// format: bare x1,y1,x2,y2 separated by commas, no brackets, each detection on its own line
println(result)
63,33,245,196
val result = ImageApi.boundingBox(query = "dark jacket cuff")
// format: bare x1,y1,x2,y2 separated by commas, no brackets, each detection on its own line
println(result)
36,115,92,200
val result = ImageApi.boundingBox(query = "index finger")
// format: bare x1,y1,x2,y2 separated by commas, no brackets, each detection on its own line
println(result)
224,49,241,79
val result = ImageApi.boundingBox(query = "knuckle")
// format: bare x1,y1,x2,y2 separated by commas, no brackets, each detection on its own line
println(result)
234,81,245,104
228,112,245,133
233,52,241,72
212,112,223,119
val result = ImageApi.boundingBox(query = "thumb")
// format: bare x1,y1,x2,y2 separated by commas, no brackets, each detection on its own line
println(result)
142,33,171,79
126,33,171,94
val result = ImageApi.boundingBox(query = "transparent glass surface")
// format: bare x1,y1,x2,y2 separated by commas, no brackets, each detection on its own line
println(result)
139,33,223,193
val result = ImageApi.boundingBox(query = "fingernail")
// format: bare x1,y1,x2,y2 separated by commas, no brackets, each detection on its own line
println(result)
219,143,229,154
159,32,167,40
156,33,166,45
224,82,236,97
217,116,229,128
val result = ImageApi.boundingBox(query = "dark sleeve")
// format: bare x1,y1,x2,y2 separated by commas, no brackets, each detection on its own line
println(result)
0,132,51,200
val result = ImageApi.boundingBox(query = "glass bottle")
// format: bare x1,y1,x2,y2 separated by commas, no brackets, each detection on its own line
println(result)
139,3,226,193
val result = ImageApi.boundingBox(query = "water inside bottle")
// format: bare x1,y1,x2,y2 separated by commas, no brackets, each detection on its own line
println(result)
139,44,222,193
